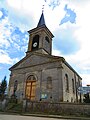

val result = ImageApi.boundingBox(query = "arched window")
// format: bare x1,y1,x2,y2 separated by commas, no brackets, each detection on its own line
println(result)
65,74,69,92
72,79,75,93
47,77,52,89
14,80,18,92
45,36,49,43
32,35,39,50
27,75,36,81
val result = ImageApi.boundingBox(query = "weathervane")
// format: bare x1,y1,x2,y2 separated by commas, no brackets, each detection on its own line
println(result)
42,5,44,13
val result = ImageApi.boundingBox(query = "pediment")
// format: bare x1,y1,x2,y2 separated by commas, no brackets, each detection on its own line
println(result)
9,52,63,70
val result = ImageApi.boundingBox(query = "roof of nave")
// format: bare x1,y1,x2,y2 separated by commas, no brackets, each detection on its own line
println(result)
9,51,82,79
9,51,64,71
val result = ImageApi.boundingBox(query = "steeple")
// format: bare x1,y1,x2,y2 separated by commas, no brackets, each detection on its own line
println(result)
27,11,54,55
37,12,46,27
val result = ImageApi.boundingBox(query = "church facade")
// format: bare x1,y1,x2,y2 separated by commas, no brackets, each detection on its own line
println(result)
8,12,82,102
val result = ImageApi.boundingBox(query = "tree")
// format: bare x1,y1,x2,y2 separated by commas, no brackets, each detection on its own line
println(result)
0,76,7,100
83,93,90,103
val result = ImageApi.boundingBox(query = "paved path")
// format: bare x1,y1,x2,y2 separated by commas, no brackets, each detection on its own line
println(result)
0,114,70,120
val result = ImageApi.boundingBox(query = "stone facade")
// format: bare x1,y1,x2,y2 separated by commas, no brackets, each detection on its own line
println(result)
8,12,82,103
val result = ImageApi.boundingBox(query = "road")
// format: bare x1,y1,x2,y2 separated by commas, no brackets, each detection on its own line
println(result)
0,114,71,120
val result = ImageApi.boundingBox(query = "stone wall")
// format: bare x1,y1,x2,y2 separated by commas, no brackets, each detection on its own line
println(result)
62,62,82,102
24,101,90,116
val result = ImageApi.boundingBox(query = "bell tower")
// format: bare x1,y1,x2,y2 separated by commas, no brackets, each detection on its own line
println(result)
26,12,54,55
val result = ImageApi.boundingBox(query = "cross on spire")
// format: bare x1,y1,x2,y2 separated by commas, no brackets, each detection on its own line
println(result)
37,6,46,27
42,5,44,13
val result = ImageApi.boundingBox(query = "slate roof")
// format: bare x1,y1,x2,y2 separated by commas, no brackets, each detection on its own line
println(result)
37,12,46,27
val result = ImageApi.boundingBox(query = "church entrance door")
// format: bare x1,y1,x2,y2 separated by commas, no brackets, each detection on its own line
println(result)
25,75,36,100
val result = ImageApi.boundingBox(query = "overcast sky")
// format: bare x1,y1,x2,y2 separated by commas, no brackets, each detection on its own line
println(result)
0,0,90,86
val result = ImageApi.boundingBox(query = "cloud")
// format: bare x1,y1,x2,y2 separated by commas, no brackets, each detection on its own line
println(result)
52,48,61,56
0,50,19,64
81,74,90,86
48,0,60,10
60,4,76,25
0,0,90,86
0,17,11,48
0,8,8,20
53,1,90,86
0,7,28,66
5,0,46,31
0,10,3,18
53,24,80,55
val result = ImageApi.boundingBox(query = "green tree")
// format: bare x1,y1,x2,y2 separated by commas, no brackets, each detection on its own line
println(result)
83,93,90,103
0,76,7,100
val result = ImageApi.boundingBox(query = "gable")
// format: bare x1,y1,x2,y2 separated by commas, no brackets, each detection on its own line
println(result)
9,53,63,70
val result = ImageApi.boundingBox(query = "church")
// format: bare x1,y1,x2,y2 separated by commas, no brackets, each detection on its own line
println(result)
8,12,82,102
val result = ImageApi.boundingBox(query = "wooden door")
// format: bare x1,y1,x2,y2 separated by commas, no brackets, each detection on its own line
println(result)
25,80,36,100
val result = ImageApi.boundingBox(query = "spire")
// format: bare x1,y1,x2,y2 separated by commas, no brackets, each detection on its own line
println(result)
37,12,46,27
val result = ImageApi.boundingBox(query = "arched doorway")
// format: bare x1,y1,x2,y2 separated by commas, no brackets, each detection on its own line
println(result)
25,75,36,100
